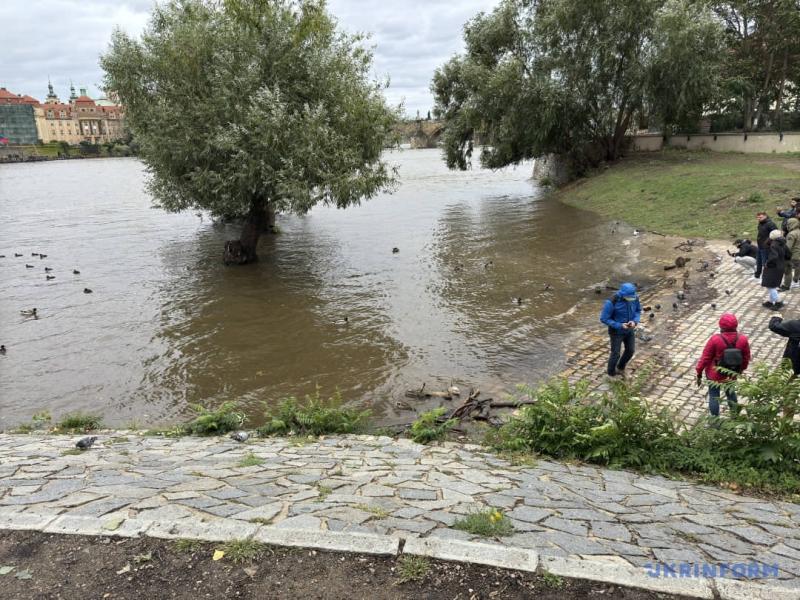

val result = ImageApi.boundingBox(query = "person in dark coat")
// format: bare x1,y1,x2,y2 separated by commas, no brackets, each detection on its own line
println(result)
777,198,798,235
762,229,791,309
755,211,777,279
768,315,800,375
729,238,757,272
767,315,799,419
599,282,642,378
730,238,757,259
696,313,751,417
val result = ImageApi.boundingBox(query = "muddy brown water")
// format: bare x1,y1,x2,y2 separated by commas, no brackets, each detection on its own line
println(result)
0,150,673,428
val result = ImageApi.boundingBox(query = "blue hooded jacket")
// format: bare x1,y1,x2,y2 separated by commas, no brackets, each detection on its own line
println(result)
600,282,642,332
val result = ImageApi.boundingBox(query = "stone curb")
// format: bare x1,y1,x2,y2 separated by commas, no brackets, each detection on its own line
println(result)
714,578,800,600
1,515,797,598
253,528,399,556
402,537,538,572
539,555,714,599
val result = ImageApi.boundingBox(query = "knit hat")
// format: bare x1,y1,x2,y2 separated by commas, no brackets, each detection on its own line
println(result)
770,229,782,240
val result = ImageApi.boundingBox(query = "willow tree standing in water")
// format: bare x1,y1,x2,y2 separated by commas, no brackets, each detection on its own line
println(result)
102,0,398,264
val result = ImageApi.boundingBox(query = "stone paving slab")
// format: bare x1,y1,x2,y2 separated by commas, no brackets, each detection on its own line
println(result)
0,432,798,594
561,242,791,424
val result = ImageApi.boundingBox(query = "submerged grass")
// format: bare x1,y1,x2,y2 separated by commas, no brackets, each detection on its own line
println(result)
558,150,800,239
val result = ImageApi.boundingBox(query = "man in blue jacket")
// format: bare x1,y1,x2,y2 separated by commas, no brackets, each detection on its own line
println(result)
600,282,642,378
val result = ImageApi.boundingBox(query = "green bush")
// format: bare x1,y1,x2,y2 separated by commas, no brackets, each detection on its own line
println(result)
56,412,103,432
258,389,369,437
409,407,457,444
184,401,245,435
489,365,800,498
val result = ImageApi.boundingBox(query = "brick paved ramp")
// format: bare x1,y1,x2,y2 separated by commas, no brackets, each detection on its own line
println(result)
1,433,798,598
562,243,791,424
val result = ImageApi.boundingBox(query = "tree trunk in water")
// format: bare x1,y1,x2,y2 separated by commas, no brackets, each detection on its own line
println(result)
224,203,268,265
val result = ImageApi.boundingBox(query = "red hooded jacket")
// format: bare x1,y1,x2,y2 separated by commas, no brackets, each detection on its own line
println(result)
696,313,751,382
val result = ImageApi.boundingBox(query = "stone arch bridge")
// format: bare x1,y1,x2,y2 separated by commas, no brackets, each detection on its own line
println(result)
394,119,444,149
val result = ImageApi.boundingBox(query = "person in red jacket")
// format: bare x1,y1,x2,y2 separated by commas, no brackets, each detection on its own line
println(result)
695,313,751,417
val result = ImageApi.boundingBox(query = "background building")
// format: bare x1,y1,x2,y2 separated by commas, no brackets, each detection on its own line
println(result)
1,81,126,146
0,87,39,145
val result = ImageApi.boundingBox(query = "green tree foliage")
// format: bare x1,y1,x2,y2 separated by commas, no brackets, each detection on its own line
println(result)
101,0,398,263
711,1,800,131
432,0,725,172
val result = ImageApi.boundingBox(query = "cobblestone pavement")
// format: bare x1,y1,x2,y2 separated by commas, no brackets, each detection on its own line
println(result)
561,242,790,424
1,433,799,590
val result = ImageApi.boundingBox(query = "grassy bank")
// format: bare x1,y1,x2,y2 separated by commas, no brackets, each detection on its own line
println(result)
557,149,800,239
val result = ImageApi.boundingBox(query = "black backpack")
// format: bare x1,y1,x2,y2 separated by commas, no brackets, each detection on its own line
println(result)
717,334,744,373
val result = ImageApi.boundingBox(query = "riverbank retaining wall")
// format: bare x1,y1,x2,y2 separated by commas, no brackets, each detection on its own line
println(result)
631,131,800,154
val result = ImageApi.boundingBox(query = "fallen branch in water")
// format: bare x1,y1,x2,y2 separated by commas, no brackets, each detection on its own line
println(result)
489,399,537,409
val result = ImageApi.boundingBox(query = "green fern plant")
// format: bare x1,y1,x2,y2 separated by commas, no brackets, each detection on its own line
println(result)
409,408,457,444
259,389,369,436
184,401,245,435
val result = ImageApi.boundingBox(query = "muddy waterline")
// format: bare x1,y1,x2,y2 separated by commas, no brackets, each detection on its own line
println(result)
1,150,666,428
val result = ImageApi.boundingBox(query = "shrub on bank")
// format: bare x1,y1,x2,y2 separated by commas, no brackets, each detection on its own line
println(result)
258,389,370,437
184,401,246,435
409,407,458,444
488,365,800,498
56,412,103,432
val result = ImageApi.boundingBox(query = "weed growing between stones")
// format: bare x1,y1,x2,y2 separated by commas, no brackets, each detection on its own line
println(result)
174,539,205,553
396,555,430,583
218,539,268,563
488,363,800,498
453,508,514,537
237,453,264,467
258,389,370,437
317,485,333,500
354,504,391,518
409,408,457,444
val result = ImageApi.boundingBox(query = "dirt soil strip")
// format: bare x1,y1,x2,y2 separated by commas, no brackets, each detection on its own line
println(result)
0,530,693,600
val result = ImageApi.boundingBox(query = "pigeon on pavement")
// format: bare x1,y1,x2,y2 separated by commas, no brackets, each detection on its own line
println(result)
230,431,249,443
76,436,98,450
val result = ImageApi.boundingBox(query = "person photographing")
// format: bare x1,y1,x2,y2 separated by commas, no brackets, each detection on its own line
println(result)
600,282,641,379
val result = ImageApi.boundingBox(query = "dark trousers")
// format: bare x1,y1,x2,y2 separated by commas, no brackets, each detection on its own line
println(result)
755,247,769,276
608,329,635,376
708,384,738,417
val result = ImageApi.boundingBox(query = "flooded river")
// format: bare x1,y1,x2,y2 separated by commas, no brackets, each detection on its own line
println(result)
1,149,663,428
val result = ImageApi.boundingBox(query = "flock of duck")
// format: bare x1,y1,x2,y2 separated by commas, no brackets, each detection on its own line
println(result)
1,251,94,353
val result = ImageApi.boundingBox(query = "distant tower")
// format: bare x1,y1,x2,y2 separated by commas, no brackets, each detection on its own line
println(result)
45,77,59,104
69,81,78,103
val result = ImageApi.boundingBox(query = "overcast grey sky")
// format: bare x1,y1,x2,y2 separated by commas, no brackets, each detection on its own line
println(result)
0,0,498,116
